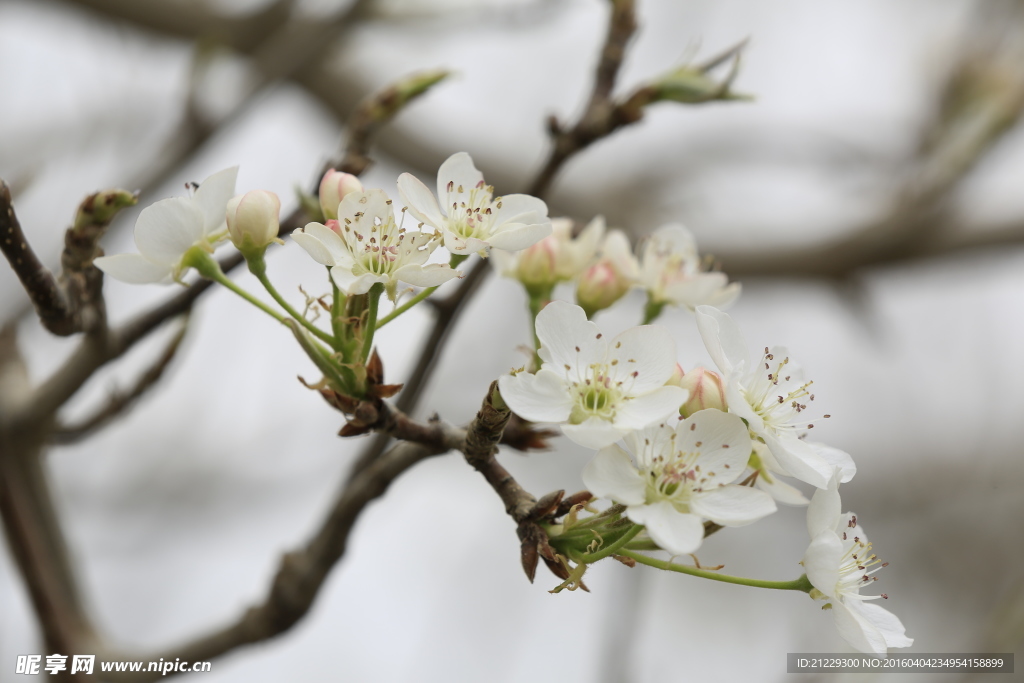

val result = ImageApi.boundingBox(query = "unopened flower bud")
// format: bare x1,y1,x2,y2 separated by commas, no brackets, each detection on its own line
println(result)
575,230,636,317
319,169,363,220
576,261,630,317
226,190,281,256
674,366,727,417
516,232,561,296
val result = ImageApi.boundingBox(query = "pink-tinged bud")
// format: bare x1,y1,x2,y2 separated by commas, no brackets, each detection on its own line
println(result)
319,169,363,220
576,259,631,317
675,366,727,417
517,234,561,296
226,190,281,254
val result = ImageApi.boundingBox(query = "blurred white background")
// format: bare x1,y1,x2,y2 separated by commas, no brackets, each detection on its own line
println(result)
2,0,1024,681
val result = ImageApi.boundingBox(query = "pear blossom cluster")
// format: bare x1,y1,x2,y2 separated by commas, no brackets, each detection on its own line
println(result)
96,153,553,304
496,210,909,653
94,152,909,657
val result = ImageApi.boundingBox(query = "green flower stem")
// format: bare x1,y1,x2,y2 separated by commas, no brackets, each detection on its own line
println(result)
374,253,469,330
330,277,346,349
577,524,644,564
247,256,336,346
376,285,436,329
188,249,284,323
618,549,814,592
642,296,666,325
360,282,385,362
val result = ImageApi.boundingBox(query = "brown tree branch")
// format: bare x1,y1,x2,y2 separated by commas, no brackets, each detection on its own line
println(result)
49,318,190,445
1,181,74,333
528,0,638,198
2,184,138,338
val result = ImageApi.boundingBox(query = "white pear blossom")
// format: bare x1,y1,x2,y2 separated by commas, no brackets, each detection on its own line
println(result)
801,474,913,654
498,301,686,449
292,188,460,300
695,305,851,489
583,410,776,555
398,152,551,255
95,167,237,284
640,224,740,310
491,216,605,295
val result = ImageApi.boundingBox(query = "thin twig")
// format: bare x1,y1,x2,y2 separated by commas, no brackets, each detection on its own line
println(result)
50,318,190,445
528,0,639,198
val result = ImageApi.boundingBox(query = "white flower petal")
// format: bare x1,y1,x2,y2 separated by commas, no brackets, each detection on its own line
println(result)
561,418,628,449
755,472,810,506
192,166,238,234
814,443,857,483
398,172,446,228
831,601,888,655
848,600,913,650
807,472,843,539
582,446,646,506
764,434,833,489
601,229,640,279
675,410,751,482
626,501,704,556
535,300,604,371
663,272,730,310
346,272,388,295
607,325,677,392
442,229,489,256
328,264,359,291
392,263,460,288
436,152,485,205
94,253,172,284
695,305,750,375
614,386,687,431
486,222,552,252
134,197,205,265
724,378,762,430
574,215,606,267
690,485,776,526
490,194,548,226
649,224,697,255
292,223,346,266
802,530,843,599
707,282,741,309
498,370,573,423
